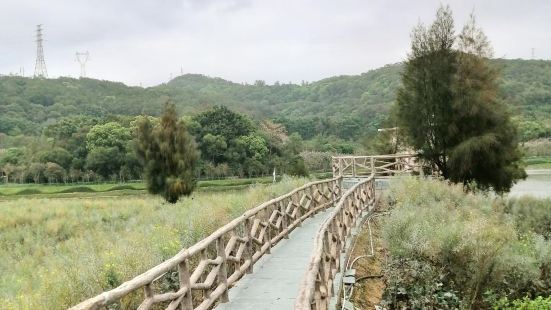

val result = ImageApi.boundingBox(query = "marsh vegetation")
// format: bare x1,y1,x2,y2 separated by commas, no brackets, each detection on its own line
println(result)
0,177,306,309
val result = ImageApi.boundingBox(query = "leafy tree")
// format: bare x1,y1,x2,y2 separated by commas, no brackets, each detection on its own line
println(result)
284,155,308,176
0,148,25,165
285,133,303,155
1,163,16,183
396,6,525,192
38,147,72,169
28,162,46,183
85,147,123,179
237,134,269,161
44,162,66,184
135,101,199,203
86,122,131,152
201,134,227,163
192,106,254,141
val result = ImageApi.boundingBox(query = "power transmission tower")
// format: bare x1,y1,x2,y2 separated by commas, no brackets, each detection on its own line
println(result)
75,51,90,78
34,25,48,78
531,48,535,59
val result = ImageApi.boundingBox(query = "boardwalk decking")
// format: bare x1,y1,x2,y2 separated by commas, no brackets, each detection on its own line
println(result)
215,208,332,310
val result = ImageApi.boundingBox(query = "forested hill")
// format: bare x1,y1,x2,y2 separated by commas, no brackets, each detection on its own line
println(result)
1,59,549,140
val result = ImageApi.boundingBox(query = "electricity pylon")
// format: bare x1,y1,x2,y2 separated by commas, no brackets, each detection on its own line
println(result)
76,51,90,78
34,25,48,78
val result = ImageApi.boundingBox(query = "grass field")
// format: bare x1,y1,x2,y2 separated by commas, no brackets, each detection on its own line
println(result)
524,156,551,169
0,176,285,198
0,177,308,309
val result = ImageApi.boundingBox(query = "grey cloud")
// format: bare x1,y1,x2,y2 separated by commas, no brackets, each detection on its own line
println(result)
0,0,549,86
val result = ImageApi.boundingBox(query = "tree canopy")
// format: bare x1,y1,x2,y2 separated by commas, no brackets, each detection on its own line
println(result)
135,102,199,203
396,6,526,192
0,58,549,142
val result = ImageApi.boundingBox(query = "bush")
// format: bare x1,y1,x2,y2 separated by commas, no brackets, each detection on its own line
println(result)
492,296,551,310
58,186,95,193
381,178,551,308
381,258,462,309
15,188,42,195
501,197,551,239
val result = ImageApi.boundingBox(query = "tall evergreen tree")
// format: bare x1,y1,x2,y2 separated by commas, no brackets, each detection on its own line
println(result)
396,6,525,192
135,101,198,203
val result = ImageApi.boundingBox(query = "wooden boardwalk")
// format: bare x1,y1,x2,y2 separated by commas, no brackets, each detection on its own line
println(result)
215,208,333,310
70,154,420,310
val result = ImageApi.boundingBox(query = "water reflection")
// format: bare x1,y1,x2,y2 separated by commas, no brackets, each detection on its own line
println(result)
509,170,551,198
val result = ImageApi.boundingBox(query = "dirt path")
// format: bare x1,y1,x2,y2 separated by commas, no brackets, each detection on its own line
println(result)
344,209,388,309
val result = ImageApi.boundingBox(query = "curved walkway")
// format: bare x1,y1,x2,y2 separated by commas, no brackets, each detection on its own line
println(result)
214,208,333,310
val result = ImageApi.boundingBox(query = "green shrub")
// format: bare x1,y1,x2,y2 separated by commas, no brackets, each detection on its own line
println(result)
492,296,551,310
501,197,551,239
381,258,462,309
381,178,551,308
14,188,42,195
108,184,139,191
57,186,95,193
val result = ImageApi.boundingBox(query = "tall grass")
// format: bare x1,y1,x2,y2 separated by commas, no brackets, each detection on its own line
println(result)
0,177,307,309
381,178,551,309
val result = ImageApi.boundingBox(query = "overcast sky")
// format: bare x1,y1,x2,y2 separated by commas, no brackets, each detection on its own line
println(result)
0,0,549,86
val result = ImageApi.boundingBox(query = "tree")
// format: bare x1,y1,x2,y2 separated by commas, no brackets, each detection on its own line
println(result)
237,134,269,161
192,106,254,142
1,163,16,183
38,147,73,169
135,101,199,203
44,162,66,184
0,148,25,166
201,134,227,163
85,147,123,179
28,162,46,183
396,6,525,192
86,122,131,152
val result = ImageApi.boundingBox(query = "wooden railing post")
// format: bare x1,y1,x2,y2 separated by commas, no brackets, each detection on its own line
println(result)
265,224,272,254
352,157,356,177
309,185,315,217
332,180,338,208
295,193,302,227
200,249,208,299
244,217,253,274
370,156,375,176
178,260,193,310
216,237,229,303
280,200,290,239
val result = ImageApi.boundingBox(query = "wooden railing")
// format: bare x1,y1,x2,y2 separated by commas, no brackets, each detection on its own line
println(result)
295,175,376,310
71,177,342,310
332,154,420,177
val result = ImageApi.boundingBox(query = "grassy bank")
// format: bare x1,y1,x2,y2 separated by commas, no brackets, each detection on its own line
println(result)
524,156,551,169
0,177,307,309
0,176,285,198
379,178,551,309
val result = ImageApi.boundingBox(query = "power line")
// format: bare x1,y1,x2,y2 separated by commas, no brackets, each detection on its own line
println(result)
34,24,48,78
75,51,90,78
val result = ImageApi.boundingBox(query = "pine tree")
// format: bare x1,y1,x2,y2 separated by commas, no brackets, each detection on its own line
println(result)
135,101,198,203
396,6,525,192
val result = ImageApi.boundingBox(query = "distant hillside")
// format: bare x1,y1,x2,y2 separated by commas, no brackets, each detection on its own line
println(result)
0,59,549,140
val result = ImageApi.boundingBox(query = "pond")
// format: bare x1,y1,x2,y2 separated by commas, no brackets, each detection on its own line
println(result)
509,169,551,198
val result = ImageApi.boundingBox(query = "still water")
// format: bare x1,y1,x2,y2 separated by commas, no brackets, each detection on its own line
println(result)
509,170,551,198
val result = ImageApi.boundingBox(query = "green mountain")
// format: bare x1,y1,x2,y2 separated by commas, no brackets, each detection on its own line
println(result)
1,59,549,140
